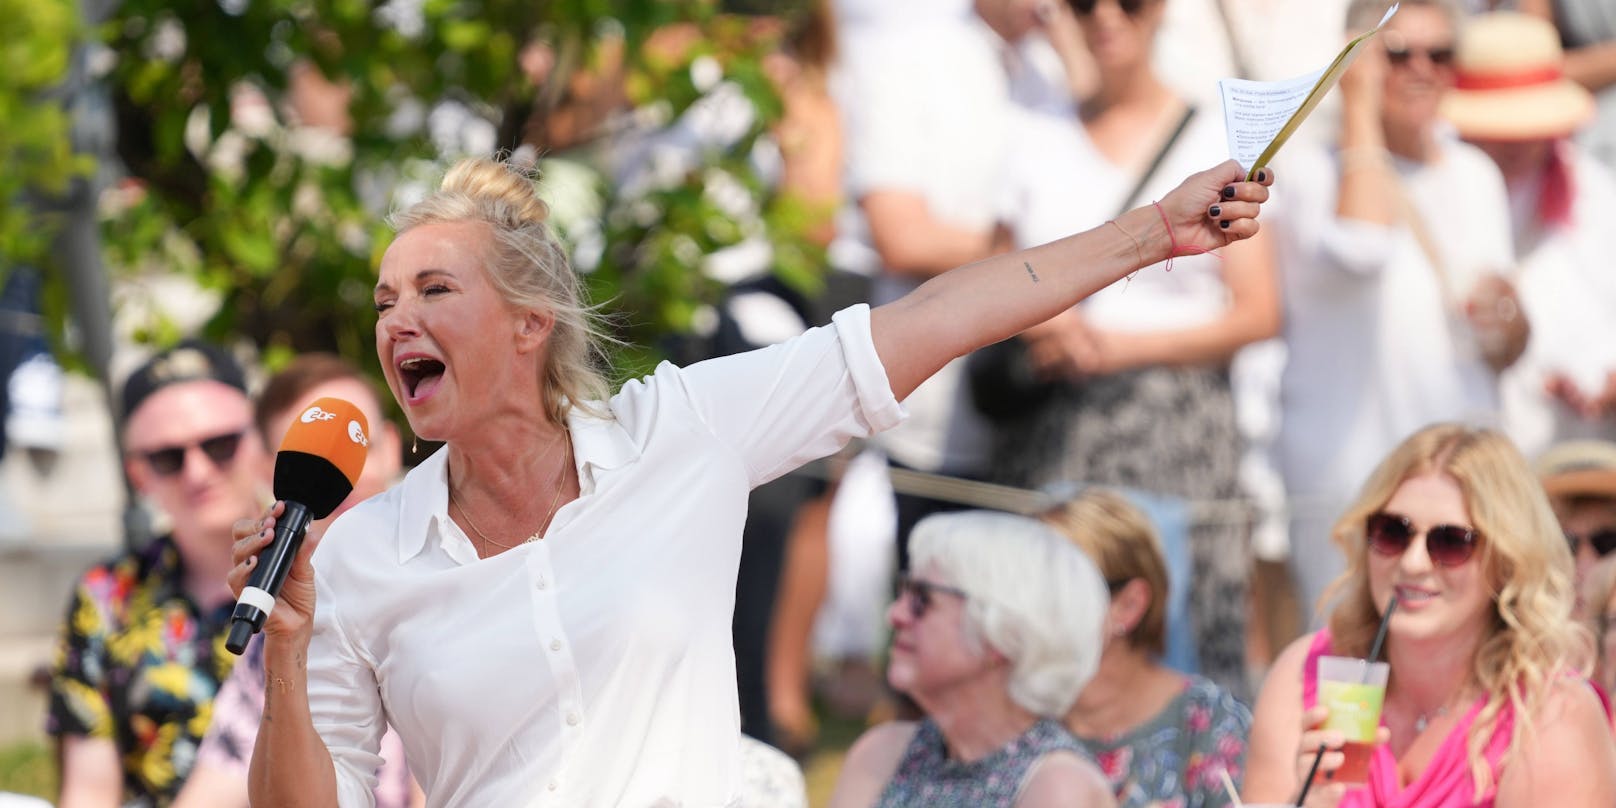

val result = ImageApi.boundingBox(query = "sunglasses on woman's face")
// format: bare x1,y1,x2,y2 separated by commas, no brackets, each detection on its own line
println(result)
1383,42,1456,68
898,574,969,620
1366,511,1479,567
1068,0,1149,17
136,430,246,477
1567,528,1616,559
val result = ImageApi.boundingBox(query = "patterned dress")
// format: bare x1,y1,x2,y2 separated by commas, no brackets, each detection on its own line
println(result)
1076,675,1252,808
46,536,236,807
875,718,1088,807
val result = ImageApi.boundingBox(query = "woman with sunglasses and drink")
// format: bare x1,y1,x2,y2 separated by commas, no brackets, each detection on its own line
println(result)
829,511,1115,808
228,153,1271,807
985,0,1280,702
1244,423,1616,807
1270,0,1528,624
1043,490,1252,808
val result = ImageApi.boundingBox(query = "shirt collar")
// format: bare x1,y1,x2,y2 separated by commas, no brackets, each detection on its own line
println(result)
395,407,641,564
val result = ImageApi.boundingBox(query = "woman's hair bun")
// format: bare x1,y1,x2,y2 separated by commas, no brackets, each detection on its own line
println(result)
439,157,551,228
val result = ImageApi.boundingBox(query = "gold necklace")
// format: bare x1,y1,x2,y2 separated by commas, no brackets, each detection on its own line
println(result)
450,432,571,553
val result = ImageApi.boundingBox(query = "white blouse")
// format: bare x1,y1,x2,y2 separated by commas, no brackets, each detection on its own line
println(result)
306,304,904,807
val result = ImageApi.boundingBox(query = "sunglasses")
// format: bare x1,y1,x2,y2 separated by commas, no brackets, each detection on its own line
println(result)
1069,0,1149,17
898,574,969,620
1567,528,1616,559
1384,42,1456,68
135,430,246,477
1366,512,1479,567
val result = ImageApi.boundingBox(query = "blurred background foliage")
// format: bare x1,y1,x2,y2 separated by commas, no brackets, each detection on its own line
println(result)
0,0,92,273
9,0,826,389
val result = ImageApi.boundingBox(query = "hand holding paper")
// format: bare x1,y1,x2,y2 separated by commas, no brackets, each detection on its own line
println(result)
1220,3,1401,179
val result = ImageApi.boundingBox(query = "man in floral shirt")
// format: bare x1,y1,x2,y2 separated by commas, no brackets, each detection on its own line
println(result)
46,341,270,807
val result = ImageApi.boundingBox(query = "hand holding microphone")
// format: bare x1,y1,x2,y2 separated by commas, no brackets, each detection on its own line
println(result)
226,397,369,655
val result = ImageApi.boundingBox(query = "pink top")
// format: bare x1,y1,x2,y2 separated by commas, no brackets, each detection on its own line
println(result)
1301,630,1513,808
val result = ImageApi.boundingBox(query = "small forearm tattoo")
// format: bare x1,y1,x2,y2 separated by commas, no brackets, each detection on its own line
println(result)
1023,262,1040,283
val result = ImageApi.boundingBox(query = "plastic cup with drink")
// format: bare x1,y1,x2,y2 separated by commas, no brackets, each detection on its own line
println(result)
1315,656,1390,783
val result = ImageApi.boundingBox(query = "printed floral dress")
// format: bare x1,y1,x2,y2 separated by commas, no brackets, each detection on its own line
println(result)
1077,675,1252,808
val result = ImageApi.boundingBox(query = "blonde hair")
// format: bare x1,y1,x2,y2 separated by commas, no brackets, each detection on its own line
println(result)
1323,423,1590,794
389,158,614,423
1042,489,1170,657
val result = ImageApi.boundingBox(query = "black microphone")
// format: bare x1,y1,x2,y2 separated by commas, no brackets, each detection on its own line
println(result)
226,397,369,655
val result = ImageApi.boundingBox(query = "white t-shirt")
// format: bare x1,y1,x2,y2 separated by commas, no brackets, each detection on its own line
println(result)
1500,145,1616,457
307,305,904,808
1272,138,1513,500
1001,106,1231,332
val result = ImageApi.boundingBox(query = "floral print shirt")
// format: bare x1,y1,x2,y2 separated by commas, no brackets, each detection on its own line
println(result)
46,536,236,807
1077,675,1252,808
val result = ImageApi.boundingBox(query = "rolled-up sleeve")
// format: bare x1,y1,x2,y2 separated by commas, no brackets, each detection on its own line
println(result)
667,303,905,488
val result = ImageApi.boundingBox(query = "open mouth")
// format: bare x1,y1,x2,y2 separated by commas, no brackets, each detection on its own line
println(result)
398,356,446,401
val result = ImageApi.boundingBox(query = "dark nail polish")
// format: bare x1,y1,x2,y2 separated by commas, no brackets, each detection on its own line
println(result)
1208,205,1221,217
1256,169,1269,182
1222,185,1236,199
1219,220,1230,229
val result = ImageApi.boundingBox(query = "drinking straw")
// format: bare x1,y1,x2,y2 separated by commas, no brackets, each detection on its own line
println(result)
1365,593,1400,680
1219,767,1243,807
1368,593,1399,662
1294,743,1327,806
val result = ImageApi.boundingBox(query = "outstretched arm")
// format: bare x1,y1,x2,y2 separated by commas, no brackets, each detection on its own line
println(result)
869,160,1273,401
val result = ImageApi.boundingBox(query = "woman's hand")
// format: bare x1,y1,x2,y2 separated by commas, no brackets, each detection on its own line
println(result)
1155,160,1273,257
1293,705,1390,808
227,501,318,643
1339,39,1386,129
1465,274,1530,372
1022,310,1102,380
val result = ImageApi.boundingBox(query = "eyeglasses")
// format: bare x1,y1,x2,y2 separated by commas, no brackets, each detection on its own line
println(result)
135,430,246,477
1567,528,1616,559
1068,0,1149,17
1365,512,1479,567
1384,42,1456,68
898,574,969,620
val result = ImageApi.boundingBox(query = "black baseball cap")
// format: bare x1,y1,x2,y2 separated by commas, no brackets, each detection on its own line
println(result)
120,339,249,422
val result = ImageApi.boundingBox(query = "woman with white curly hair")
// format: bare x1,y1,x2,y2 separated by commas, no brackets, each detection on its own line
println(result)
830,510,1116,807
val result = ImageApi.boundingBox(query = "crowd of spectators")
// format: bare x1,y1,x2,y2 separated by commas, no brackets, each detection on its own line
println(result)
13,0,1616,806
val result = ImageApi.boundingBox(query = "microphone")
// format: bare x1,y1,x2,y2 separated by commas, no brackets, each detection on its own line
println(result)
226,397,369,655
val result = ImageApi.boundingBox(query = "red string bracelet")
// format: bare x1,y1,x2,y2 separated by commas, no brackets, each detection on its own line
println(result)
1151,200,1216,273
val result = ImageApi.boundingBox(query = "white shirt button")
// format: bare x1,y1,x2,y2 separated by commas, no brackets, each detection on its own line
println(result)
550,639,562,651
535,576,547,590
566,712,580,726
548,780,558,791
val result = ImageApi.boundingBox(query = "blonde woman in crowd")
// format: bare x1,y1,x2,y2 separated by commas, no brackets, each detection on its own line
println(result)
1245,424,1616,806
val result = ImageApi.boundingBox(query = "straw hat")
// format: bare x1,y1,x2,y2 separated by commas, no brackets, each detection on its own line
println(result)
1441,12,1594,142
1537,440,1616,500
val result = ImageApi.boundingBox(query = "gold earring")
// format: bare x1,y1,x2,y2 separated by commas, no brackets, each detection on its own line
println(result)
412,436,419,455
